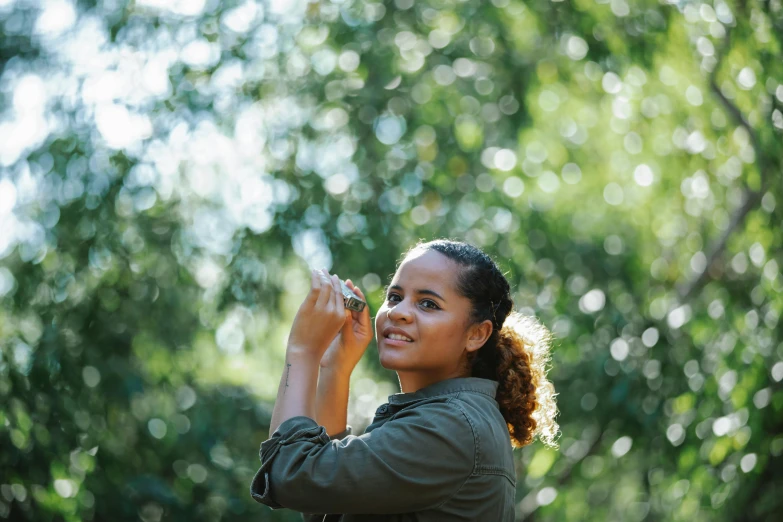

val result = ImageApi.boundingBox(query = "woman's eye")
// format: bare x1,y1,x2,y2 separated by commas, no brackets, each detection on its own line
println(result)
386,294,437,310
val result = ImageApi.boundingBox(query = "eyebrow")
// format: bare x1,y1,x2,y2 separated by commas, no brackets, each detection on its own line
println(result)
388,284,446,302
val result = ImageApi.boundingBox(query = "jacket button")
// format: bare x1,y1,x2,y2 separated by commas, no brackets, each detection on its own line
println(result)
377,404,389,415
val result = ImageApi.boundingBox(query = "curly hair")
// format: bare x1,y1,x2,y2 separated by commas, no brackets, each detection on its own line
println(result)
405,239,560,449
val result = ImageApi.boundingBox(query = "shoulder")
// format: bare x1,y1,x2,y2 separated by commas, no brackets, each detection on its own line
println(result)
449,386,504,430
392,395,470,421
448,390,514,475
387,398,477,451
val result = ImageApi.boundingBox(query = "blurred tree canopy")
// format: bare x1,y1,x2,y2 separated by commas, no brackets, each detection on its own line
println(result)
0,0,781,521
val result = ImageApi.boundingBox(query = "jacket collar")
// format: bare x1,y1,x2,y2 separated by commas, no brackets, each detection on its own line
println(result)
387,376,499,404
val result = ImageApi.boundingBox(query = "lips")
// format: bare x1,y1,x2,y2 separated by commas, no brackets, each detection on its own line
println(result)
382,326,414,342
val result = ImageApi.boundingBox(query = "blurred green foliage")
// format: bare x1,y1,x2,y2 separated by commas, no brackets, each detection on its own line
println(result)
0,0,781,520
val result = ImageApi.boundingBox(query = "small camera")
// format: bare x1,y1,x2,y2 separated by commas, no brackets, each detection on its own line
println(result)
339,279,366,313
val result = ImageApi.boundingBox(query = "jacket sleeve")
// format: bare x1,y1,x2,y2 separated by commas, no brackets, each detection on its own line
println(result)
249,401,475,515
298,426,353,522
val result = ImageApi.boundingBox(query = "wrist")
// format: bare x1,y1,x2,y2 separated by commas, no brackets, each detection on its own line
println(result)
318,364,354,381
286,345,322,361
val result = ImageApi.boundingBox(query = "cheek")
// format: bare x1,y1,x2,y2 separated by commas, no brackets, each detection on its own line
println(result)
418,316,447,338
427,317,465,344
374,304,387,329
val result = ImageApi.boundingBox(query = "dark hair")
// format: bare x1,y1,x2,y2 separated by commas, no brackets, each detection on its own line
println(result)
405,239,559,448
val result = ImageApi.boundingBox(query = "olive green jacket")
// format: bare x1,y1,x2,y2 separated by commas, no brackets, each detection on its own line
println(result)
249,377,517,521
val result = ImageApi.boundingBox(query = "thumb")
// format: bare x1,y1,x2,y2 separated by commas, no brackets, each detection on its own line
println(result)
343,305,357,326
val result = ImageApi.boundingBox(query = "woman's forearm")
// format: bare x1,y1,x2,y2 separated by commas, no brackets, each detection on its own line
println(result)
315,367,352,437
269,349,320,435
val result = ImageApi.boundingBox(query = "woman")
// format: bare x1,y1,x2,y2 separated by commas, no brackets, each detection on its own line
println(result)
250,239,559,521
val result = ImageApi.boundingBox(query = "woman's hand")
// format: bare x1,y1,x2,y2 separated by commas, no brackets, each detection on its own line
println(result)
286,269,348,359
319,277,373,372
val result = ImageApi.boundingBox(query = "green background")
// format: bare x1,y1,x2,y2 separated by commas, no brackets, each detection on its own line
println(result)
0,0,781,520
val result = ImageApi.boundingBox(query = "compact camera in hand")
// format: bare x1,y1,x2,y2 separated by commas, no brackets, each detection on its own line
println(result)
339,279,366,313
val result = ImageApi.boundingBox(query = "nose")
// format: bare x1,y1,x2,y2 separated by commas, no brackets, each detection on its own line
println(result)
386,298,413,323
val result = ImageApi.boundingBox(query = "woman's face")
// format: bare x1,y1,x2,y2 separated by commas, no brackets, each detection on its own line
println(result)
374,249,482,375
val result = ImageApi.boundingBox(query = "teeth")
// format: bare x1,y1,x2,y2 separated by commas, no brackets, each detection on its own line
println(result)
387,333,413,342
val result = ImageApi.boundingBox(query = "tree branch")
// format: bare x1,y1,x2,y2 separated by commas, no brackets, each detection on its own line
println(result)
676,189,762,301
555,431,604,486
674,24,772,303
708,79,768,189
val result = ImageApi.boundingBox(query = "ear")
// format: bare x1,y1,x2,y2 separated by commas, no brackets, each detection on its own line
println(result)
465,319,494,353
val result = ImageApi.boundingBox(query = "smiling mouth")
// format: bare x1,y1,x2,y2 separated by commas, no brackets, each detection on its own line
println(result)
385,334,414,342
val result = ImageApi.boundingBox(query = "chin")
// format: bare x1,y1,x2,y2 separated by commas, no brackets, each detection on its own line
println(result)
378,347,412,370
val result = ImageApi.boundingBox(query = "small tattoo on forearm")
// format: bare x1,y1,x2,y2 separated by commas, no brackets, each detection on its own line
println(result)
284,362,292,393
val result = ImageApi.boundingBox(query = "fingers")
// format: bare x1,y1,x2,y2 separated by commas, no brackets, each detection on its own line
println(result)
351,284,366,301
344,279,366,301
315,269,333,309
331,273,343,312
308,269,322,304
315,269,346,324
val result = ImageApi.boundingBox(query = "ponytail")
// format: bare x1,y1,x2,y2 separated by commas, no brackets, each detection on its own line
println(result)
494,311,559,449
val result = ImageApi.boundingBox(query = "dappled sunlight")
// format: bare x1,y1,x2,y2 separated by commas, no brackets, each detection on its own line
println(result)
0,0,781,520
